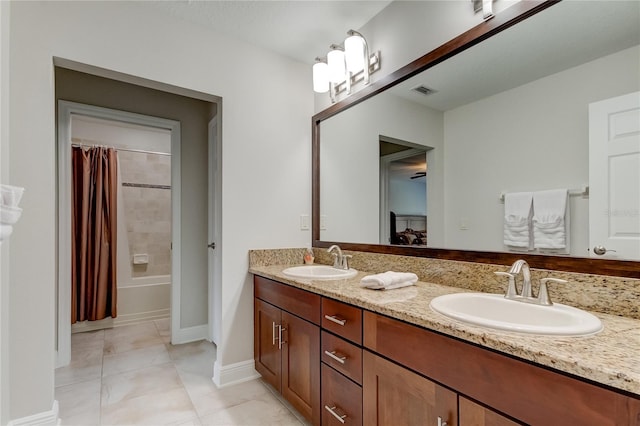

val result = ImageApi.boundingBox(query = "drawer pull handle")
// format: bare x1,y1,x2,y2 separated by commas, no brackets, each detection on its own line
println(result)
272,322,277,346
324,350,347,364
324,314,346,326
437,416,448,426
325,405,347,424
278,325,287,350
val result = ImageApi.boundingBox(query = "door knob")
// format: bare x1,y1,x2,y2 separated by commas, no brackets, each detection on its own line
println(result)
208,242,216,250
592,245,616,255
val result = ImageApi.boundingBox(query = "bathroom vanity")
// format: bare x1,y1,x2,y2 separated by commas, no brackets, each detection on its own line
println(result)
251,263,640,426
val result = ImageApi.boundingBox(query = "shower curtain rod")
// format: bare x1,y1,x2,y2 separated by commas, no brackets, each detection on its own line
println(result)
71,143,171,157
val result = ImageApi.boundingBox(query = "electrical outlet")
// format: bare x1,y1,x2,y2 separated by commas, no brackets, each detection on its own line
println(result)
320,215,327,230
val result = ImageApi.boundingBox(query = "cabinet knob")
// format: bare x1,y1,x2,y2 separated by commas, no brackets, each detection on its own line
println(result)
325,405,347,424
324,314,346,326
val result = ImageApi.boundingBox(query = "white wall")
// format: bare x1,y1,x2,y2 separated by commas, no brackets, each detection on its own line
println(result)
7,1,312,421
443,46,640,255
0,1,11,423
389,178,426,216
320,93,442,244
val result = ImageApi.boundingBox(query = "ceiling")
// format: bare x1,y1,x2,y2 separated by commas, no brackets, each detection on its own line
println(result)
390,0,640,111
140,0,392,64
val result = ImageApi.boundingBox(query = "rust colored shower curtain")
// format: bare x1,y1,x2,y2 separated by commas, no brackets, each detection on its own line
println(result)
71,146,118,323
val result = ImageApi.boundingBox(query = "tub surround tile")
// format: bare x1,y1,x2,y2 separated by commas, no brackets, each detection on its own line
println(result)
249,253,640,395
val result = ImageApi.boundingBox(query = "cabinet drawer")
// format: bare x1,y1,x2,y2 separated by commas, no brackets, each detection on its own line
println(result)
254,276,321,325
321,331,362,385
321,298,362,344
321,363,362,426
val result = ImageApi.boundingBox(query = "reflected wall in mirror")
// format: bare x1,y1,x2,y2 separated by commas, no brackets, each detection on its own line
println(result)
318,0,640,263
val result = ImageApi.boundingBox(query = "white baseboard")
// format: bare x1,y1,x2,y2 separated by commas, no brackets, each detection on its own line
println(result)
8,400,60,426
212,359,260,388
171,324,208,345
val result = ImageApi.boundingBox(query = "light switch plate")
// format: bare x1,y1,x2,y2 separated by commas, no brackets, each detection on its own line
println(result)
300,214,310,230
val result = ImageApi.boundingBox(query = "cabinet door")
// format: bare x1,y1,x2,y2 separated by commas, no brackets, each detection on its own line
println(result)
459,397,521,426
363,350,457,426
282,311,321,425
254,298,281,392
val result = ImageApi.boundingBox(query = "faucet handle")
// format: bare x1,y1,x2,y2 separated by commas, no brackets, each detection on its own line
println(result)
494,271,517,299
342,254,353,270
537,278,568,306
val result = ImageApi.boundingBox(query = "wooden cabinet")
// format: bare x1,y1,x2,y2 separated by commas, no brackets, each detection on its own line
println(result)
254,277,321,425
322,297,362,344
254,298,282,391
321,363,362,426
459,397,520,426
363,350,457,426
254,276,640,426
320,299,364,426
321,331,362,384
363,311,640,425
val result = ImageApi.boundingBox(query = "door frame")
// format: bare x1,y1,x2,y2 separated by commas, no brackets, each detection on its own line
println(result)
208,115,222,345
56,101,181,367
379,147,430,245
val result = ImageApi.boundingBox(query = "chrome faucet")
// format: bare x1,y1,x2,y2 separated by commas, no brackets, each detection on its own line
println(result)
508,259,533,298
327,245,352,270
498,259,568,306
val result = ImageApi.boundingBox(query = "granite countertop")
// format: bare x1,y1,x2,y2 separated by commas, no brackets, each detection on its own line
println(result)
249,264,640,396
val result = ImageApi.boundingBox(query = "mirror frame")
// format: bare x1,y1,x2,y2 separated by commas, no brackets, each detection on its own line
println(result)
312,0,640,279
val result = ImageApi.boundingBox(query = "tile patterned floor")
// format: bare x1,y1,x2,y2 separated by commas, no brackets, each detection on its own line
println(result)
55,319,307,425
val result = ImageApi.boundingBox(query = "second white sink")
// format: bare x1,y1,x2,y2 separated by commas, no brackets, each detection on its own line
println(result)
430,292,603,336
282,265,358,280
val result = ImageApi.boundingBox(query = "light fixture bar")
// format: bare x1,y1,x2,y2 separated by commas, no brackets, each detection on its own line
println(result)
332,51,380,97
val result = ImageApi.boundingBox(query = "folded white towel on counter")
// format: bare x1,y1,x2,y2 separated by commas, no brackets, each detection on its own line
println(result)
503,192,533,250
360,271,418,290
533,189,568,250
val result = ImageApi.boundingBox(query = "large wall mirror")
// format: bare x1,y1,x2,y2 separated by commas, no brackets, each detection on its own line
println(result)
313,1,640,278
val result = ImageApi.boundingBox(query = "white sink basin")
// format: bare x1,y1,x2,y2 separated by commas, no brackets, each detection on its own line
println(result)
282,265,358,280
430,293,603,336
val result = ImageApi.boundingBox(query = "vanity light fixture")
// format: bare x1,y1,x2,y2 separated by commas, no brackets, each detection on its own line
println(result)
312,29,381,102
312,58,329,93
472,0,494,20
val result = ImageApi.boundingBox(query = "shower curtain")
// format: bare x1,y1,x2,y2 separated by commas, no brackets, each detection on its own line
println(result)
71,146,118,323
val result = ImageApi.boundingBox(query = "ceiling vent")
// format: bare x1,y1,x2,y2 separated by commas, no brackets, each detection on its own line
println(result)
412,85,437,96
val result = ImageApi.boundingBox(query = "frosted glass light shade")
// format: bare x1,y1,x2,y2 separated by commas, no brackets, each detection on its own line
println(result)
327,49,346,83
345,34,366,72
312,62,329,93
